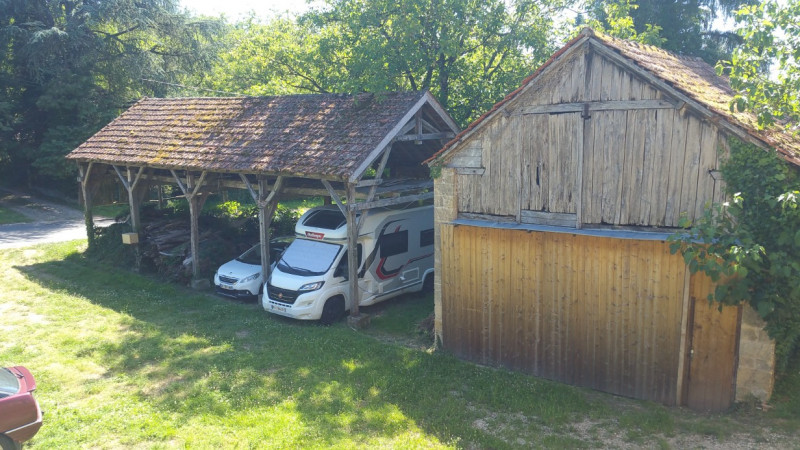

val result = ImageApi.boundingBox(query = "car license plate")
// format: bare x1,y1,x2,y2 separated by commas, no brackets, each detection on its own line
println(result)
221,284,233,290
271,304,286,312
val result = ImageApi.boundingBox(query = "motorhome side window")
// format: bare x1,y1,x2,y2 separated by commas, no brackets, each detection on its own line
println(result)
420,229,434,247
380,230,408,257
335,244,363,278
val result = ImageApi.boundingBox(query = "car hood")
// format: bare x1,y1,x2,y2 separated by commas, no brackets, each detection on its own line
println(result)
8,366,36,393
269,268,325,291
217,259,261,279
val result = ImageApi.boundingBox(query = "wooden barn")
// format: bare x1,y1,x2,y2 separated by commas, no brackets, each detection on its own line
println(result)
428,28,800,411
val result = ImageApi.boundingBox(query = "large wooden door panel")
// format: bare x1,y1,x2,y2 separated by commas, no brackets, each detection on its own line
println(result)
684,280,741,412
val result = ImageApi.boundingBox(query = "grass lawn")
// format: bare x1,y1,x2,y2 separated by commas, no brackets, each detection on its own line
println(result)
0,205,32,224
1,241,798,448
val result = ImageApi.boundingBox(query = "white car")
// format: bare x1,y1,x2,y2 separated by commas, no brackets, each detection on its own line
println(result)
214,237,293,300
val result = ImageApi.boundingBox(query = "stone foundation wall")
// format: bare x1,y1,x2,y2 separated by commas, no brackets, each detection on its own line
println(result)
433,168,457,344
735,305,775,402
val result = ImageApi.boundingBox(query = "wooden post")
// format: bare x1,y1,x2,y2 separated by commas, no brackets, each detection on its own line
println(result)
157,184,164,209
112,165,146,233
346,183,360,317
77,162,96,248
240,174,284,282
171,170,207,280
187,174,201,279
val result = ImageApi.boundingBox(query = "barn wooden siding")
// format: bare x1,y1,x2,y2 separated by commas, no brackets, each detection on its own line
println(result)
455,49,728,228
440,224,739,406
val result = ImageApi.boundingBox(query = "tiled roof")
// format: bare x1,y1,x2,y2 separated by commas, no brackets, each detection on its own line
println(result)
593,30,800,166
430,28,800,167
67,91,427,179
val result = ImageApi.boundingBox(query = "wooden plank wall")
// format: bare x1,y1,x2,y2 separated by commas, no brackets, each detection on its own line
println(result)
440,224,688,404
453,47,727,227
520,113,580,214
684,272,741,411
457,115,520,218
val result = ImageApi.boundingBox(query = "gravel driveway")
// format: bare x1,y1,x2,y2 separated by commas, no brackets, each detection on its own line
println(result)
0,188,114,249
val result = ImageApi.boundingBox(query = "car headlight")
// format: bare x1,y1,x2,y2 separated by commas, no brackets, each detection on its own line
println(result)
298,281,324,292
239,272,260,284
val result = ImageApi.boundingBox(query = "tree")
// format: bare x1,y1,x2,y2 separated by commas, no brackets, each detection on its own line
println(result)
576,0,664,45
579,0,755,64
0,0,223,187
723,0,800,131
200,0,567,126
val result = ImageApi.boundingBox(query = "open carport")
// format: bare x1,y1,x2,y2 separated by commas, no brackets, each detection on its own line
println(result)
65,91,458,318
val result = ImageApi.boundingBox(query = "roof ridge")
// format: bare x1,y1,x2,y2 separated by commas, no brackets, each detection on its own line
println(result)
589,27,706,63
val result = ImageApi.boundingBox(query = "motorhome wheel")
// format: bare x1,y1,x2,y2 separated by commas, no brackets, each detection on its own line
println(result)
320,296,345,325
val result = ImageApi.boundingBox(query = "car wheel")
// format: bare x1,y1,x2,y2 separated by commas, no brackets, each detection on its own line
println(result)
0,435,19,450
319,296,345,325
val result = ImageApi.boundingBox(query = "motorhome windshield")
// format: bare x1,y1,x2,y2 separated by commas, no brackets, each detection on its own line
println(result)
276,239,342,276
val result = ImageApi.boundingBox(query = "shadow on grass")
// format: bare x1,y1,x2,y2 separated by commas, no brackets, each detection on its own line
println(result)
16,250,593,447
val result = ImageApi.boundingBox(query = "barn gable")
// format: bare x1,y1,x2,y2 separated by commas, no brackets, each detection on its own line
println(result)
430,29,792,411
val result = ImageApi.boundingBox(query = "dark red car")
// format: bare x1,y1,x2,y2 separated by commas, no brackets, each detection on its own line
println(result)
0,367,42,449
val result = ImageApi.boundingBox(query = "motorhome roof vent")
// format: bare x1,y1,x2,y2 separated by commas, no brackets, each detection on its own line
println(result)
303,209,347,230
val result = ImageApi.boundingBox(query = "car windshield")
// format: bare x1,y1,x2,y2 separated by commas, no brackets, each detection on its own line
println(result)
0,368,20,398
236,238,294,266
236,245,261,265
276,239,342,276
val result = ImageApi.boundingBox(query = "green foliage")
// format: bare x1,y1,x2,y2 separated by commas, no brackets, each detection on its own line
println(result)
210,200,255,219
197,0,565,126
669,138,800,370
0,0,224,187
271,204,301,236
579,0,665,45
579,0,753,64
721,0,800,131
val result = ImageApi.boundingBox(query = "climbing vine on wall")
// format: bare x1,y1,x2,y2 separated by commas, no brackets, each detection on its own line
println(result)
669,138,800,371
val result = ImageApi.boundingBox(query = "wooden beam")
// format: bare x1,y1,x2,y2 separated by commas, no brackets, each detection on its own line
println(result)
170,169,189,196
258,176,284,282
519,100,677,115
355,179,383,187
349,191,433,212
346,183,360,317
112,166,146,233
577,49,593,230
77,162,97,248
520,210,578,228
263,175,283,206
189,171,207,198
394,131,456,142
170,170,208,280
676,268,693,405
321,179,347,217
239,173,260,203
365,147,393,206
349,93,434,183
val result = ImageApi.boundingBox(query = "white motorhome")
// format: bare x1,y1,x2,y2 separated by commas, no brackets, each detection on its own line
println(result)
263,204,434,323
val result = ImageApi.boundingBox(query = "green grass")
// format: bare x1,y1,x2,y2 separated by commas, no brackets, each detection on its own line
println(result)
0,205,31,224
1,241,798,448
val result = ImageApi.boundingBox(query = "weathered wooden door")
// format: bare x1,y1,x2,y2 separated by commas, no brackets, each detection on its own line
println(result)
684,290,741,411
